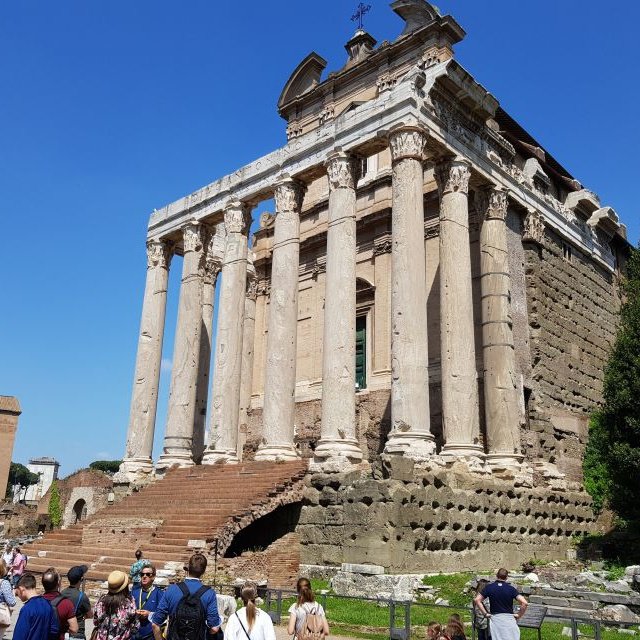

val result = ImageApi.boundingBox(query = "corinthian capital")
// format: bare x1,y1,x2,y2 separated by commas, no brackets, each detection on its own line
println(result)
224,200,252,235
476,187,509,222
204,226,224,284
435,158,471,196
389,127,428,162
274,177,306,214
326,152,358,191
182,222,203,253
523,209,545,245
146,239,172,269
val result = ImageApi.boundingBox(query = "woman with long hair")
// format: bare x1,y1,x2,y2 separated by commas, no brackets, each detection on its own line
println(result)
94,571,140,640
287,579,329,639
0,559,17,640
225,583,275,640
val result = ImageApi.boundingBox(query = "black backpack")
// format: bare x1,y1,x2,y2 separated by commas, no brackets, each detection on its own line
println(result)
168,583,209,640
49,595,68,639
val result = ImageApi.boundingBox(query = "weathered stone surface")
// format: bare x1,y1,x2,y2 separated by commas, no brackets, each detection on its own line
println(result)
598,605,640,623
331,570,423,601
341,563,385,575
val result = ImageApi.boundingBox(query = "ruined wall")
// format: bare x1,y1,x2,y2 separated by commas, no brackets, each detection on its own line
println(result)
0,397,21,500
299,456,595,573
523,229,620,482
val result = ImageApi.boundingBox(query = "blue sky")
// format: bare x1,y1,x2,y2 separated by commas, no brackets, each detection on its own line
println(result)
1,1,638,476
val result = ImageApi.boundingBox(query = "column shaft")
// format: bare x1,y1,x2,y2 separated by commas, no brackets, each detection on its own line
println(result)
255,177,305,461
157,223,205,470
384,128,435,458
203,202,251,464
315,152,363,467
237,255,257,460
478,188,522,468
120,240,172,479
436,159,484,462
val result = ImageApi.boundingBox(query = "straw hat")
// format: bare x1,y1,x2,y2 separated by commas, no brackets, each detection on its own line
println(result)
107,570,129,593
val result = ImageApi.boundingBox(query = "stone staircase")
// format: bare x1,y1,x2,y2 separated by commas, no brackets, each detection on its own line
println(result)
23,460,308,583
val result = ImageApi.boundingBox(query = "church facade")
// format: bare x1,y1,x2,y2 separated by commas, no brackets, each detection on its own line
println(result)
119,1,629,569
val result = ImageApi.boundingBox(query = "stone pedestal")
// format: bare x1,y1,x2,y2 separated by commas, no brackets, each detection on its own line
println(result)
314,153,363,469
435,159,484,464
203,202,251,464
256,177,305,461
120,240,172,480
157,223,205,471
477,187,523,470
383,128,435,458
193,226,224,464
237,253,257,460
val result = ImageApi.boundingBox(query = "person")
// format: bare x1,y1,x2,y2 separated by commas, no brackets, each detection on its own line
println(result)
13,573,59,640
474,569,528,640
94,570,140,640
473,580,490,640
131,565,163,640
1,548,12,577
444,619,466,640
42,567,79,640
11,548,27,587
150,553,220,640
0,559,17,640
225,583,275,640
426,622,442,639
130,551,151,588
61,565,93,640
287,580,329,639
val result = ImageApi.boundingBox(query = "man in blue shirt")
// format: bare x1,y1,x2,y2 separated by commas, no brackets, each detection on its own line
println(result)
151,554,220,640
13,574,59,640
132,564,164,640
474,568,528,640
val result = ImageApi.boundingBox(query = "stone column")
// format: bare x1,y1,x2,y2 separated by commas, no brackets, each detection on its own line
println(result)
435,158,484,464
383,127,435,458
120,239,172,480
157,222,205,471
192,225,225,463
314,152,363,468
202,201,251,464
237,253,257,460
477,187,523,469
255,177,305,461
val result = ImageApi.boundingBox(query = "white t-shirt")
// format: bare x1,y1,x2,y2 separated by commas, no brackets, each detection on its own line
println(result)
225,608,276,640
288,602,326,635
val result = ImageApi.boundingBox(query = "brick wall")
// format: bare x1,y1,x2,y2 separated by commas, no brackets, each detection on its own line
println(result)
0,398,21,499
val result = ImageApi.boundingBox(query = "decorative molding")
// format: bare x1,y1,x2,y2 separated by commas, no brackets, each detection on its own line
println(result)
424,220,439,240
476,187,508,222
274,178,305,214
376,72,399,93
146,239,172,269
326,153,358,191
435,159,471,196
224,201,251,235
311,256,327,278
256,279,271,297
183,222,203,253
286,121,303,140
389,127,428,162
373,233,393,256
523,210,545,245
319,103,335,125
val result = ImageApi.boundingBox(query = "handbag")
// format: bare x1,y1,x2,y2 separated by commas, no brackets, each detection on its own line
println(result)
0,601,12,627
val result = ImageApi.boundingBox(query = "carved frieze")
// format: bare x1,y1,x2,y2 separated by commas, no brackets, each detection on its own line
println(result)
224,201,251,235
522,210,545,245
373,234,393,256
435,159,471,196
326,154,358,191
146,239,172,270
256,279,270,297
286,121,303,140
376,72,399,93
182,222,203,253
319,104,335,125
389,128,428,162
311,256,327,278
274,179,305,214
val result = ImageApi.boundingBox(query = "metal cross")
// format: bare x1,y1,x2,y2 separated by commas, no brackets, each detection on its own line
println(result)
351,2,371,30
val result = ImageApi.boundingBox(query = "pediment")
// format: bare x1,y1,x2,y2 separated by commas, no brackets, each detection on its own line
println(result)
278,52,327,112
588,206,620,238
564,188,600,214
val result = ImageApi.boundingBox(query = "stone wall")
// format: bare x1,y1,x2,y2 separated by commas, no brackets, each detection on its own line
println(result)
81,517,161,548
523,228,621,482
299,456,595,573
0,397,20,500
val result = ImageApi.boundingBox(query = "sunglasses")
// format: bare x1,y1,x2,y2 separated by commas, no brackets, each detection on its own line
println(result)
141,572,154,577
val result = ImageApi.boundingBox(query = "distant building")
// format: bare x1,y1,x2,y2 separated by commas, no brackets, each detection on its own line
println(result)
14,457,60,505
0,396,21,501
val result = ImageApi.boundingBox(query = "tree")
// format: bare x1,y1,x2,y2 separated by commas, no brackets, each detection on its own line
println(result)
89,460,123,474
6,462,39,500
48,480,62,527
584,246,640,521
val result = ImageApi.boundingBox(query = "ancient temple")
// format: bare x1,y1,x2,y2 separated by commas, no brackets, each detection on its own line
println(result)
117,1,629,569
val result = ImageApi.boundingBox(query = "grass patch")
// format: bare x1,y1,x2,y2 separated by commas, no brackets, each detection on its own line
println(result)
421,572,475,607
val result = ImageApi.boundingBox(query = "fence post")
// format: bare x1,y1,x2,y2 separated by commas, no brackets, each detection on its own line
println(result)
594,620,601,640
404,602,410,640
389,601,395,640
571,619,579,640
276,590,283,624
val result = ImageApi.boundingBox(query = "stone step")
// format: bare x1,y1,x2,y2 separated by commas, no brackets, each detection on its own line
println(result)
529,595,597,610
545,606,595,621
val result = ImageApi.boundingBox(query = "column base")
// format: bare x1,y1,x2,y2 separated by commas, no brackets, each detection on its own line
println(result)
254,443,299,462
201,448,239,465
312,438,363,471
113,457,154,483
384,431,436,459
440,443,487,470
155,451,194,473
486,452,524,472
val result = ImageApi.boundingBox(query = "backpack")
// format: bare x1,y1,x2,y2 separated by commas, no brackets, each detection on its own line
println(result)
47,596,62,640
298,605,323,640
167,583,209,640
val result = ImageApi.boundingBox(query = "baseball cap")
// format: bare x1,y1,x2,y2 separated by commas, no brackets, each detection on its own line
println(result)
67,565,89,584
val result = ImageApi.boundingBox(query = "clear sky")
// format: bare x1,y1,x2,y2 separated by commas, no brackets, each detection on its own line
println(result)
1,1,638,477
